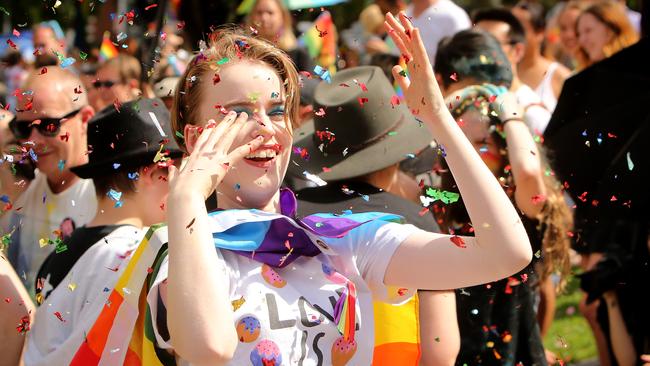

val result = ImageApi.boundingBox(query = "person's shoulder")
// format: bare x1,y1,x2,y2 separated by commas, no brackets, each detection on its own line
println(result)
438,0,471,19
515,84,542,104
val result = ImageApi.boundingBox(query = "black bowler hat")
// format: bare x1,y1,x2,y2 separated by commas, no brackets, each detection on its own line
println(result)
71,98,183,179
289,66,433,181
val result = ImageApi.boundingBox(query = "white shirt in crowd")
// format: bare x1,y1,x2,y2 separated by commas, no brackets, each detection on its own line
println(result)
23,226,145,366
1,169,97,291
147,211,420,366
515,84,552,135
406,0,472,63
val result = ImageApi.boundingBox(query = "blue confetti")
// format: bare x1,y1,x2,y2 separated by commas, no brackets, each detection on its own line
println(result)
406,153,416,159
361,194,369,202
0,195,9,203
28,148,38,162
114,201,123,208
60,57,76,68
313,65,331,83
107,189,122,202
113,163,121,170
581,130,588,137
127,172,139,180
58,160,65,172
234,183,241,190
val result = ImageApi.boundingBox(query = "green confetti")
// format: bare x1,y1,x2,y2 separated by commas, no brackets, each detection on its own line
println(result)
424,188,460,204
175,131,185,140
55,239,68,254
79,51,88,60
387,131,398,136
398,70,407,77
217,57,230,65
0,7,10,16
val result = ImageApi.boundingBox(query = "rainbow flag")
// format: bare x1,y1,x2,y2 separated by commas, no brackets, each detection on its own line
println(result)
69,224,169,366
299,11,337,75
99,31,119,62
372,294,421,365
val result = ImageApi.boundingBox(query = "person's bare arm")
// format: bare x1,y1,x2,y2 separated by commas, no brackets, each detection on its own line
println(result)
603,291,637,366
383,13,532,290
165,112,264,365
0,255,34,366
551,64,571,100
418,291,459,366
503,114,547,219
536,275,556,337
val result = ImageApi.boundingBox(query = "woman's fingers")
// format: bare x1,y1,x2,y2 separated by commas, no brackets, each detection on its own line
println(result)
217,112,250,154
385,13,412,55
227,135,265,162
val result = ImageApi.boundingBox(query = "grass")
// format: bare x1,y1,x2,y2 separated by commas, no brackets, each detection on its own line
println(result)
543,272,598,364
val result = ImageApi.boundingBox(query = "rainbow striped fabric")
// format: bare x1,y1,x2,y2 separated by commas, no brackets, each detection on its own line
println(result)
69,189,409,365
299,11,338,75
99,32,119,62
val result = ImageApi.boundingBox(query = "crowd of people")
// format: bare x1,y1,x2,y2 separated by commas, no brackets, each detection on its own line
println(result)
0,0,648,365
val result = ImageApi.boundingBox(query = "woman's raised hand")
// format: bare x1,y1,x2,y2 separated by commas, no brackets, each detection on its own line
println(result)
445,84,524,123
168,112,265,201
384,12,447,125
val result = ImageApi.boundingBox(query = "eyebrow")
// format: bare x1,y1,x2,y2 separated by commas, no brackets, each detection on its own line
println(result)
222,99,285,109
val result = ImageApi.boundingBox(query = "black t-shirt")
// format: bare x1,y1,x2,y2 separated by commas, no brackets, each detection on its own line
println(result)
35,225,126,301
295,180,440,233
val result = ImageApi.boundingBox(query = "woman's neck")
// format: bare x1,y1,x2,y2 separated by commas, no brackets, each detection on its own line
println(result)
87,196,146,228
215,189,282,214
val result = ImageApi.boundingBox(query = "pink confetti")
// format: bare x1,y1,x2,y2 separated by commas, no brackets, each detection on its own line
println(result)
450,236,466,248
390,95,400,108
12,29,20,37
358,97,368,106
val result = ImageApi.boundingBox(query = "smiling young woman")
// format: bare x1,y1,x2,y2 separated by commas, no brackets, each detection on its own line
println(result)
144,20,535,365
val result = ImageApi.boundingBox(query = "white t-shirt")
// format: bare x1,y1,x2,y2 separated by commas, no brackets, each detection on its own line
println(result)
515,84,552,135
147,212,420,365
23,226,144,366
406,0,471,63
1,170,97,291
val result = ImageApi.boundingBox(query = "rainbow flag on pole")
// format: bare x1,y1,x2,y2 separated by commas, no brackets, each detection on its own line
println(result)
99,31,119,62
299,11,337,75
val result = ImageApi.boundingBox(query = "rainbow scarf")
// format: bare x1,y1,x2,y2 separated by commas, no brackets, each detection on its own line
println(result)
299,11,337,75
70,189,403,365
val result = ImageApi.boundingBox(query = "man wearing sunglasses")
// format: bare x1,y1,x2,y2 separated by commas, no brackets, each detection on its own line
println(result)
1,67,98,292
89,54,143,112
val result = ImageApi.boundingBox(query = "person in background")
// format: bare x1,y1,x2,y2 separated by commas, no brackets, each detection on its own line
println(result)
2,51,31,113
576,0,639,68
23,99,182,365
2,68,97,292
434,29,573,365
0,255,34,366
513,1,572,113
406,0,472,63
32,21,67,68
556,1,591,69
153,76,180,111
473,8,553,135
1,110,33,207
376,0,406,16
290,66,459,366
247,0,315,72
90,53,143,112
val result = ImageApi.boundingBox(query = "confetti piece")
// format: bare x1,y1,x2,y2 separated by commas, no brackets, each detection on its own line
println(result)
531,194,546,204
450,235,466,248
213,73,221,84
398,70,407,77
12,28,20,37
79,51,88,60
186,218,196,229
68,283,77,291
60,57,76,68
424,188,459,204
450,73,458,82
58,160,65,171
217,57,230,65
174,131,185,140
54,311,65,322
39,67,48,75
231,296,246,311
6,39,17,49
358,97,368,106
116,32,127,42
144,3,158,10
387,131,397,136
113,163,121,170
390,95,400,108
626,152,634,170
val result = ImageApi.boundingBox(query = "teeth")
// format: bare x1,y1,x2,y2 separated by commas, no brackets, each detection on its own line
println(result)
245,149,277,159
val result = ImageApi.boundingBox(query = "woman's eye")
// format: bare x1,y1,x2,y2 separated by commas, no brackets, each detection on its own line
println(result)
268,107,285,118
232,107,253,115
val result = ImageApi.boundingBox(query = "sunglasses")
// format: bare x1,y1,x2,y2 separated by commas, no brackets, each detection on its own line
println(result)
92,80,119,88
9,108,82,139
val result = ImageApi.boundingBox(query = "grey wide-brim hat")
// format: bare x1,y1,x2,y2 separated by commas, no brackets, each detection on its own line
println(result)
288,66,433,181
